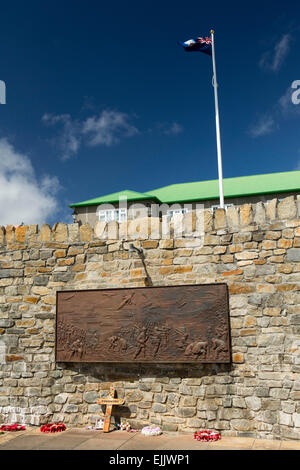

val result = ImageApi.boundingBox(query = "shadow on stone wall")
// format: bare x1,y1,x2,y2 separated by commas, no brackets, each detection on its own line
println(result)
59,361,232,383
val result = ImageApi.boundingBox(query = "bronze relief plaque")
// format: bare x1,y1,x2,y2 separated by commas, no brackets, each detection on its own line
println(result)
55,283,231,363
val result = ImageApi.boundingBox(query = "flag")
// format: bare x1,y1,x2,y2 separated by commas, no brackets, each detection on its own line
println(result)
178,36,212,55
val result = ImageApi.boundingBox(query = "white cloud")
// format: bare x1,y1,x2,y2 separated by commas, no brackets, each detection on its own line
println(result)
0,139,60,225
42,113,81,161
249,82,300,138
82,110,139,146
42,109,139,158
249,113,276,138
278,85,300,118
159,122,183,136
42,109,184,159
259,34,291,72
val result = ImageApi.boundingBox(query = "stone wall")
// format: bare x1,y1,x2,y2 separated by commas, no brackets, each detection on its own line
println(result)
1,195,300,440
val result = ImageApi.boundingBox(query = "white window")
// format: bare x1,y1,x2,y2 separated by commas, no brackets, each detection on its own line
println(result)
98,208,127,223
211,204,233,213
166,208,188,219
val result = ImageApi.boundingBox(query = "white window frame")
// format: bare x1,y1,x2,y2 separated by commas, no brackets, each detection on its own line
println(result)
98,208,127,223
211,203,233,213
166,208,189,220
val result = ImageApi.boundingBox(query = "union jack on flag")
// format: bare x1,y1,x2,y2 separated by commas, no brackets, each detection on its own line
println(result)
178,36,212,55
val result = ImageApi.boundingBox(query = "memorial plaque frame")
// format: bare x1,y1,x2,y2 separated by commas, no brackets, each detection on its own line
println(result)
55,283,231,363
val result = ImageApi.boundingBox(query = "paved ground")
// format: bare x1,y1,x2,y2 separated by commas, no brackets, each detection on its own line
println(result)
0,426,300,451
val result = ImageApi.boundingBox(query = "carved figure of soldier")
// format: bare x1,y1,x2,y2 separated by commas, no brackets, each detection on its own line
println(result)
134,326,149,359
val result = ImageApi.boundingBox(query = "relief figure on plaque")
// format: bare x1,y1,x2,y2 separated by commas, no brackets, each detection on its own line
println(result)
150,323,171,356
134,326,149,359
211,323,228,358
85,331,99,351
69,337,84,359
174,328,189,350
150,326,162,356
117,292,135,310
184,339,208,359
108,335,128,353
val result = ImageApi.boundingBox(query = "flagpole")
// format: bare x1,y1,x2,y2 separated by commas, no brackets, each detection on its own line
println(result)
210,29,224,209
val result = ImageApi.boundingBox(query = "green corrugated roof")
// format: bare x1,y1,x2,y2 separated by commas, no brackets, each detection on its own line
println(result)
146,170,300,203
69,189,158,208
69,170,300,208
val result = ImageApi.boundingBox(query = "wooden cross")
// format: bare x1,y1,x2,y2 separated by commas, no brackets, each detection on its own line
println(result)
97,386,124,432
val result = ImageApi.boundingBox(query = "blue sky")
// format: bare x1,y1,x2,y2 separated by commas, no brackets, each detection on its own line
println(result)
1,0,300,225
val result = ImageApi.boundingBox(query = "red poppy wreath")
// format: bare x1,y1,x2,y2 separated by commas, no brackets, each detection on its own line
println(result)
40,423,66,433
194,430,221,442
0,424,26,432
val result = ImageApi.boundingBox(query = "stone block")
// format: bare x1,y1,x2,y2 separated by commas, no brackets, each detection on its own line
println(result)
150,217,161,240
233,232,252,243
226,205,239,227
58,257,75,266
52,271,73,282
152,403,167,413
23,296,37,305
231,419,253,432
235,251,258,260
265,199,277,221
5,225,15,245
245,396,261,411
80,224,93,242
214,208,226,230
64,404,79,413
161,423,178,432
67,223,80,242
278,196,297,220
0,226,5,245
0,269,10,279
254,202,266,224
83,391,98,403
228,283,255,294
232,353,244,363
293,413,300,427
54,393,69,404
52,223,68,242
126,390,143,402
27,224,38,245
15,225,28,244
175,407,196,418
94,221,107,239
286,248,300,262
0,318,14,327
107,221,119,240
33,275,49,286
184,211,202,236
203,209,213,232
137,401,152,409
240,204,253,225
127,217,151,240
181,396,197,407
203,234,220,246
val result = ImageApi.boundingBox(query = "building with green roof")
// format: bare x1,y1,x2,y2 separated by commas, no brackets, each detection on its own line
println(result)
70,170,300,225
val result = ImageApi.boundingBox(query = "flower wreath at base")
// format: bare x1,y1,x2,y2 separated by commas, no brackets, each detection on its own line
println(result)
141,426,162,436
116,422,138,432
0,424,26,432
40,423,66,433
194,430,221,442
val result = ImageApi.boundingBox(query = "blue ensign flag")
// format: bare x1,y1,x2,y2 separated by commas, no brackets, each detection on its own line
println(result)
178,36,212,55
